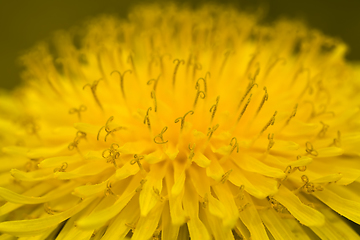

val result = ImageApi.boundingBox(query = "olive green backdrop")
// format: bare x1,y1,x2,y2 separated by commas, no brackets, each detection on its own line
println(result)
1,0,360,90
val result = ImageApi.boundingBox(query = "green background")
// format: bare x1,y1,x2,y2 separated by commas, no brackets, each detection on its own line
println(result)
1,0,360,90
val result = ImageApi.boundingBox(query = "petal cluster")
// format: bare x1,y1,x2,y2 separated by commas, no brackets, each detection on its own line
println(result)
0,4,360,240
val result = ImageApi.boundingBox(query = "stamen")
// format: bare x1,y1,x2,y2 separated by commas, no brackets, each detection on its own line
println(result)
238,185,245,200
238,82,258,109
221,169,233,183
196,77,207,95
291,68,310,86
278,165,292,188
256,87,268,115
69,105,87,121
68,131,87,155
153,187,165,202
147,74,161,92
318,121,329,138
210,96,220,123
284,104,298,127
333,131,341,147
248,62,260,81
260,111,277,135
130,154,144,170
97,116,126,142
267,133,275,151
110,70,132,100
102,143,120,167
154,126,168,144
201,193,209,209
268,197,284,212
193,90,206,108
230,137,239,153
192,63,202,81
143,107,152,130
188,143,196,161
83,79,103,110
127,54,137,77
219,51,230,75
265,57,286,78
305,142,318,156
54,162,68,173
207,124,219,140
151,90,158,112
105,181,116,196
175,111,194,131
44,203,62,215
237,94,252,122
136,179,147,192
172,59,185,87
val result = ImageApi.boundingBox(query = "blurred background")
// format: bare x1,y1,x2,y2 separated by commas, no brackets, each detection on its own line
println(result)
1,0,360,90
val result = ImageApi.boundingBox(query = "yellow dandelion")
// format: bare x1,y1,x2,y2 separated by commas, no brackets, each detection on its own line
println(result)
1,4,360,240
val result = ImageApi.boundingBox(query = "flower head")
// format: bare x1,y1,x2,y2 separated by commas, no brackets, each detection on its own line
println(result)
1,4,360,239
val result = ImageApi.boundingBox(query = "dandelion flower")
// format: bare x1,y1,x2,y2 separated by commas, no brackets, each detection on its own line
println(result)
1,4,360,240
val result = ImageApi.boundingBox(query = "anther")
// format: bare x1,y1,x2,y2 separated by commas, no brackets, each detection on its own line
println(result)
267,133,275,151
143,107,152,130
83,79,103,110
188,143,196,161
151,90,158,112
44,203,62,215
268,197,284,212
318,121,329,138
130,154,144,170
305,142,318,156
230,137,239,153
237,94,252,122
260,111,277,135
97,116,126,142
210,96,220,123
175,111,194,131
110,70,132,100
147,74,160,92
207,124,219,140
221,169,233,183
238,83,258,109
154,126,168,144
54,162,68,173
69,105,87,121
172,59,185,87
256,87,268,115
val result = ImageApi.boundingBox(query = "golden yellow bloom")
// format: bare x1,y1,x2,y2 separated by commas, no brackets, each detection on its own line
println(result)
1,4,360,239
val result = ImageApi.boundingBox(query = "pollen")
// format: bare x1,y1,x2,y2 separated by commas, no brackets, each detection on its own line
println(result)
0,4,360,240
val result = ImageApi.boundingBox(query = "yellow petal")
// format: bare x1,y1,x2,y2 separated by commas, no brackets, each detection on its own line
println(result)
161,202,180,240
115,161,139,180
259,208,304,240
132,202,164,240
273,187,325,226
101,197,140,240
313,188,360,224
238,194,269,240
183,180,211,240
232,154,286,179
0,197,94,236
76,190,136,229
192,152,211,168
0,181,76,204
